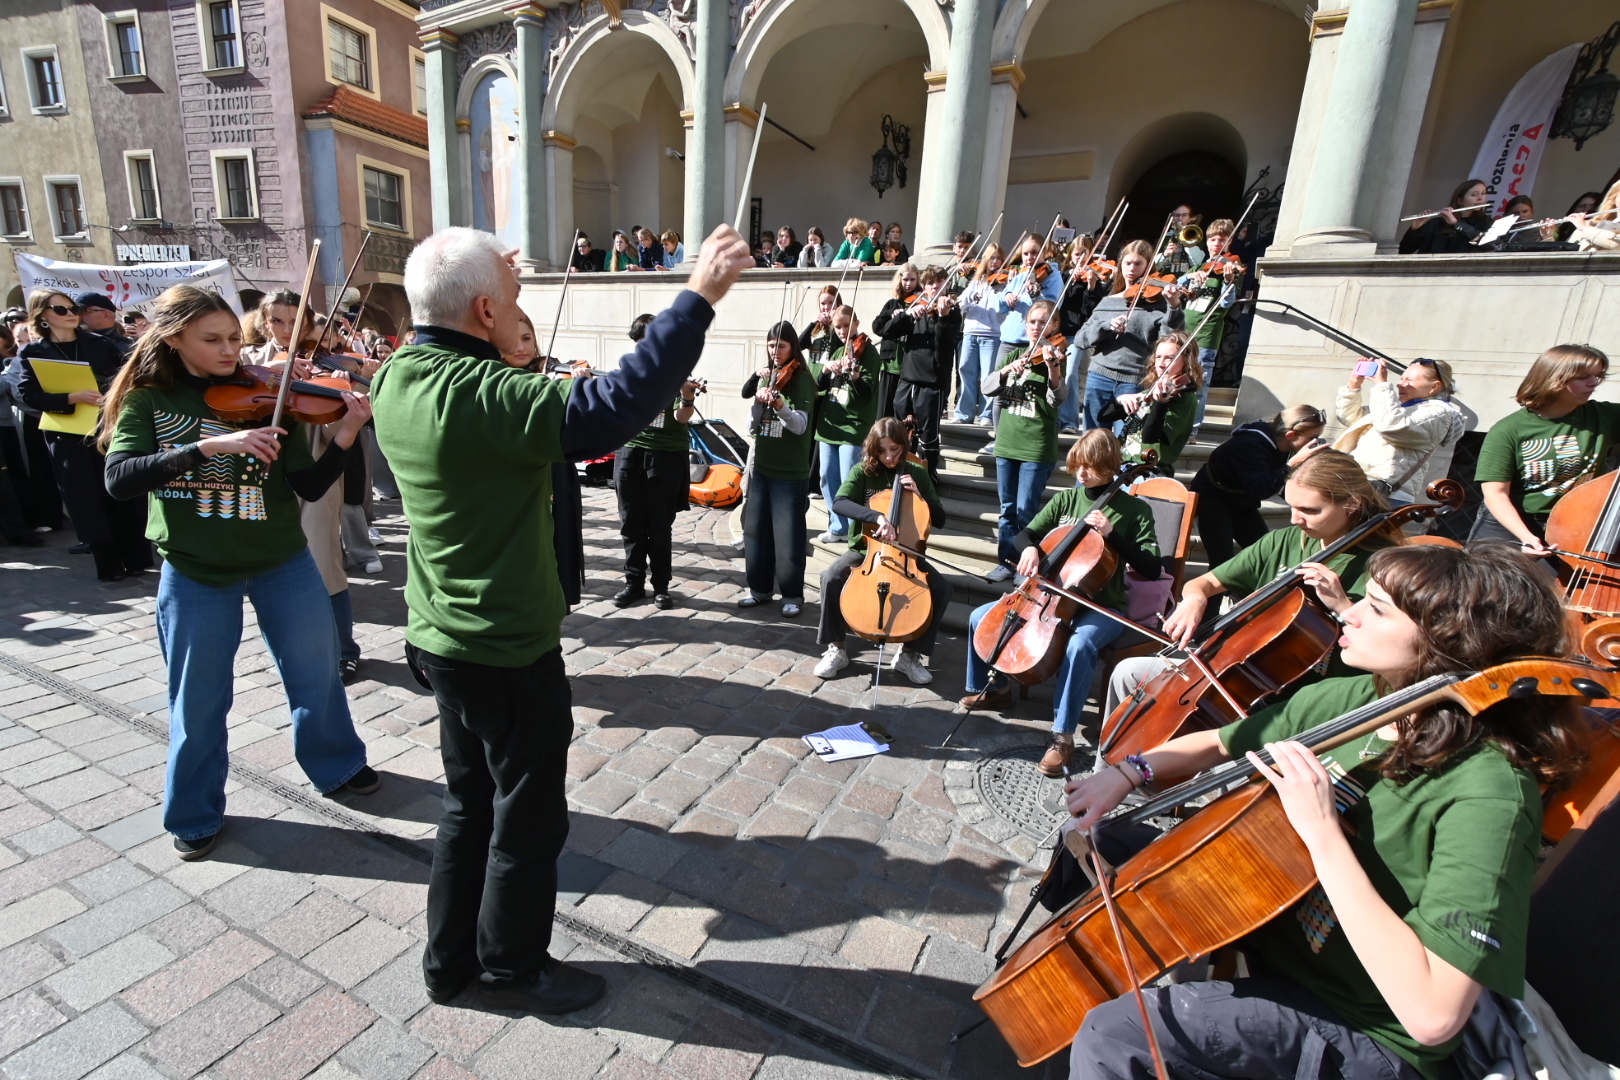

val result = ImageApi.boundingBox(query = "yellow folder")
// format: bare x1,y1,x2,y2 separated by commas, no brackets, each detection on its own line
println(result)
29,359,101,437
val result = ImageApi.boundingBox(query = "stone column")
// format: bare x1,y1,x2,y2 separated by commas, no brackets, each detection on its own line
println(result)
421,29,465,232
510,5,550,270
544,133,576,268
916,0,994,257
1293,0,1419,251
975,64,1023,249
684,0,728,258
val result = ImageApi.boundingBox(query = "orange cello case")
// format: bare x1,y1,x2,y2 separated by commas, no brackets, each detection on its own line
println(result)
690,463,744,510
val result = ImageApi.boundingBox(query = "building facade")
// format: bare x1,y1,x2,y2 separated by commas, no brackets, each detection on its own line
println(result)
2,0,434,335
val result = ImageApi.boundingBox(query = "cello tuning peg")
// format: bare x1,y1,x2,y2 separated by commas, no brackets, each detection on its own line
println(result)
1508,677,1540,699
1571,677,1607,698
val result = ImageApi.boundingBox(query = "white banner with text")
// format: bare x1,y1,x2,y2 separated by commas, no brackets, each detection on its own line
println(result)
14,252,242,314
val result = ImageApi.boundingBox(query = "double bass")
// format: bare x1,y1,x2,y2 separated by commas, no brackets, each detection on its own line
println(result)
1098,481,1466,767
972,456,1160,687
1542,467,1620,665
974,657,1620,1066
839,466,935,644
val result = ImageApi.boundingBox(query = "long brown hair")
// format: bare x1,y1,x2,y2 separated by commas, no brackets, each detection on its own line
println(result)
98,286,238,451
1143,330,1204,391
861,416,911,476
1515,344,1608,411
1112,239,1156,295
1368,544,1585,787
1289,448,1399,540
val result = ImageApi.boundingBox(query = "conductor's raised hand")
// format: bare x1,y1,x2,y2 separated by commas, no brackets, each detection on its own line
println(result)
689,225,754,307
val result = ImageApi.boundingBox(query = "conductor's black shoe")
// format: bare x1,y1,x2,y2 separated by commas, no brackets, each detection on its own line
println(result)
652,592,674,610
69,542,91,555
340,658,361,684
479,959,607,1015
174,832,219,861
612,584,646,608
327,766,381,796
425,974,476,1005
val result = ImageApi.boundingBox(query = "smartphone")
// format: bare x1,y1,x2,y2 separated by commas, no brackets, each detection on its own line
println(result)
805,734,835,756
1354,360,1381,377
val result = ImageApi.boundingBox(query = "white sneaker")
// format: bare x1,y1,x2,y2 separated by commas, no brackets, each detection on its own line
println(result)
975,417,993,428
814,644,849,679
368,527,383,545
977,440,996,454
892,648,932,685
816,531,845,545
363,558,383,574
985,564,1013,583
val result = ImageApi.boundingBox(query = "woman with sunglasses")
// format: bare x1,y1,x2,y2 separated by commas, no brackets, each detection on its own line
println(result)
1335,356,1465,508
17,290,153,580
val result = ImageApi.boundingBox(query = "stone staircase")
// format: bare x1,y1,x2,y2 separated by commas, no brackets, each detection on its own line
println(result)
800,386,1295,632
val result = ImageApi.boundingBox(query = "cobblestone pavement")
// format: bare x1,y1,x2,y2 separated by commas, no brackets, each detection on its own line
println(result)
0,488,1081,1080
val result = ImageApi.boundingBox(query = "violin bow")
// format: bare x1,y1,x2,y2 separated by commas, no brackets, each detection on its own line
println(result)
733,102,767,232
546,229,583,365
310,231,372,360
270,238,323,432
1022,198,1128,356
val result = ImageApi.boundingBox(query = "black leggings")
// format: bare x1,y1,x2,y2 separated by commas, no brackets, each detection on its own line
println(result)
1196,492,1268,570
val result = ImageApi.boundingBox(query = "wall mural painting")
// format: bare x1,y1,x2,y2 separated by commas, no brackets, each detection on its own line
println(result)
470,72,523,250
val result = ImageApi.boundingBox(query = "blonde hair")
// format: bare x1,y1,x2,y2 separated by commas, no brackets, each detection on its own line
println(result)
98,286,238,452
971,243,1005,281
1067,429,1122,477
1289,448,1395,532
890,264,920,300
1516,344,1609,411
1112,239,1156,295
1145,331,1204,391
660,229,680,244
844,218,869,240
1206,218,1235,238
1599,179,1620,216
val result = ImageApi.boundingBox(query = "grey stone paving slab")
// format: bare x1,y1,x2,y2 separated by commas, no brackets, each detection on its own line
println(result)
42,934,175,1011
302,917,414,990
335,1017,435,1080
48,878,189,958
0,889,87,950
87,806,166,852
475,1017,618,1080
0,1001,147,1080
0,990,66,1061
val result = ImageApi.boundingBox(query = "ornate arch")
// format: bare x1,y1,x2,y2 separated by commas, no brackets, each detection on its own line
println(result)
542,9,696,132
454,54,519,122
992,0,1052,67
725,0,950,106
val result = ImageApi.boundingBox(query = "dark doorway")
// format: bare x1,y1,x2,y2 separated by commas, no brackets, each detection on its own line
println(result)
1110,150,1244,255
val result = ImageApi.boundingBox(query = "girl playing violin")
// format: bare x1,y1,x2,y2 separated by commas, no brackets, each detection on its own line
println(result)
1472,344,1617,557
98,285,378,861
738,321,817,618
954,242,1007,426
890,267,962,472
1075,239,1183,432
994,235,1065,377
963,429,1162,776
1178,218,1243,432
814,416,951,686
1111,329,1204,475
799,285,842,367
1055,235,1109,434
814,305,877,544
1068,543,1585,1080
873,264,923,421
982,298,1068,583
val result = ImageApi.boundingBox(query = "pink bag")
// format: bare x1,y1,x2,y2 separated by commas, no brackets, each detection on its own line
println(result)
1124,568,1175,628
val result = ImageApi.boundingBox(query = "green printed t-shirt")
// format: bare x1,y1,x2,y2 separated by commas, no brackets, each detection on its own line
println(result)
753,363,818,481
835,459,939,553
992,346,1060,465
107,378,315,587
626,397,690,453
1129,390,1198,471
1182,266,1244,349
1212,525,1393,601
1219,675,1541,1078
1022,486,1158,611
371,344,573,667
1475,401,1620,517
816,342,880,446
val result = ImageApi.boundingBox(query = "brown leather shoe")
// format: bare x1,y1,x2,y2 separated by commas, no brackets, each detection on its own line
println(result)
959,683,1014,711
1038,734,1075,778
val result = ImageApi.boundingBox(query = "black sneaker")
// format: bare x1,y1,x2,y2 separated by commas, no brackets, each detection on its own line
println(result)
479,959,606,1015
327,766,381,796
612,584,646,608
174,833,219,861
340,658,361,684
69,542,91,555
652,592,674,610
425,974,476,1005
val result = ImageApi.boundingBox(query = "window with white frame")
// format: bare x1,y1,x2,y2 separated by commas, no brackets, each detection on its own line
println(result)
0,181,29,239
0,64,10,117
125,152,159,221
106,14,144,77
25,49,64,110
328,18,369,89
412,53,427,115
211,150,256,220
205,1,241,70
362,165,404,230
44,178,86,239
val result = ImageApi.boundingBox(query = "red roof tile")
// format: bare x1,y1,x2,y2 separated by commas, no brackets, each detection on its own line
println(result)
303,85,429,149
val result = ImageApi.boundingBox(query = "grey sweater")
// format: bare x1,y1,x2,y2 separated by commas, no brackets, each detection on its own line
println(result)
1076,295,1184,386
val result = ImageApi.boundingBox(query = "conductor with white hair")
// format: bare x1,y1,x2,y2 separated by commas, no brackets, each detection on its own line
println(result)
372,224,753,1014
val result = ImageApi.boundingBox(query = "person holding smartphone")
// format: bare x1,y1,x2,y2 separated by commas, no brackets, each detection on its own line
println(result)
1335,356,1464,508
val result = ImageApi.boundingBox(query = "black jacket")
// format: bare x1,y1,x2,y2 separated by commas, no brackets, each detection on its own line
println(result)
1399,214,1489,254
1190,421,1289,509
18,333,129,414
569,248,607,272
875,300,963,388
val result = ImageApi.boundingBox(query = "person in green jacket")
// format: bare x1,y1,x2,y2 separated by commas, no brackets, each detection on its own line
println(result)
739,321,818,617
1065,543,1584,1080
832,217,876,268
814,305,878,543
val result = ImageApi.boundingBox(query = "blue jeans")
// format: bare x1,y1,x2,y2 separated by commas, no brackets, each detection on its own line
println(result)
966,603,1124,735
955,335,999,422
155,549,368,841
1084,371,1134,433
330,589,360,664
743,474,809,600
818,442,863,536
995,457,1056,566
1058,341,1085,430
1194,346,1218,429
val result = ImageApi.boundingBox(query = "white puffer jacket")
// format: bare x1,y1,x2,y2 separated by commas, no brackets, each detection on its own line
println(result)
1334,381,1466,503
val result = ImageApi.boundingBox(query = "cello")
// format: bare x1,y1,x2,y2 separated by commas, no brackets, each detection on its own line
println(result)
1097,480,1466,767
1542,467,1620,665
974,656,1620,1067
840,463,935,644
972,455,1161,687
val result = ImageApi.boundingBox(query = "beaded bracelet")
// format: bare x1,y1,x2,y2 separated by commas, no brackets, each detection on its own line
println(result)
1124,754,1154,786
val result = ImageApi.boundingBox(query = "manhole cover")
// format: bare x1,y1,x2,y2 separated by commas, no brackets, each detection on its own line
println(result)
975,745,1068,840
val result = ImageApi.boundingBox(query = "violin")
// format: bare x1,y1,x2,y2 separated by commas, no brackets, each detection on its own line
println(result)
770,356,803,393
1097,481,1466,769
975,656,1620,1067
839,463,935,644
1200,251,1244,279
204,365,361,427
971,456,1161,687
1120,273,1178,302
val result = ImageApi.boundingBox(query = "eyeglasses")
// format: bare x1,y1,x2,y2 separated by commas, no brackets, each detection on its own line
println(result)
47,304,80,317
